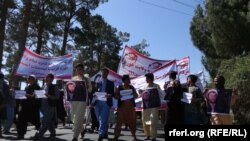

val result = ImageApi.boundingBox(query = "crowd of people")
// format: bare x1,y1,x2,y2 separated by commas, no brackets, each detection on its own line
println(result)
0,63,238,141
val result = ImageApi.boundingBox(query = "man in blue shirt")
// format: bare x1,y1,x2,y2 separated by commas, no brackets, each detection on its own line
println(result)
93,68,114,141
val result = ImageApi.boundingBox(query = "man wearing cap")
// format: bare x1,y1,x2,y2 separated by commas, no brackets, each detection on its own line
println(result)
16,75,41,139
71,63,92,141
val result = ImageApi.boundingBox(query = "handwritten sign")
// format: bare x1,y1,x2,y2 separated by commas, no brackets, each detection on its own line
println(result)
35,90,47,98
95,92,107,101
15,90,26,99
181,92,193,104
120,89,133,101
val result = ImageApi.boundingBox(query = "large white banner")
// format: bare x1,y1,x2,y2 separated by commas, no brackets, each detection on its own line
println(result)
131,61,176,90
177,56,190,84
117,45,172,78
16,48,73,79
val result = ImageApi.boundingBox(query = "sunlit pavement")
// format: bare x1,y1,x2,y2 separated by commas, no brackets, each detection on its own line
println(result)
1,120,165,141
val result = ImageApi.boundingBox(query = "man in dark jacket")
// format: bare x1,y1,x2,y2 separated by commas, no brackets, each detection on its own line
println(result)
0,73,10,137
16,75,41,139
164,71,184,124
31,73,58,140
92,68,114,141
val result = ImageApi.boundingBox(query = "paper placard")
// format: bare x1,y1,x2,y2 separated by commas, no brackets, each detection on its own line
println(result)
181,92,193,104
95,92,107,101
15,90,26,99
121,95,133,101
135,97,142,103
120,89,133,101
120,89,133,96
35,90,47,98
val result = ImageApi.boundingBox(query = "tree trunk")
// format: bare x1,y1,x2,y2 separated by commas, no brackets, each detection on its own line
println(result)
35,2,45,54
36,23,44,54
0,0,8,70
61,19,70,55
9,0,32,88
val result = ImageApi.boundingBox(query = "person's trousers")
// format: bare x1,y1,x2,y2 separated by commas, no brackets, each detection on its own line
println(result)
17,110,40,136
90,108,99,130
37,107,56,137
4,106,14,132
142,108,158,139
71,101,86,139
94,100,110,137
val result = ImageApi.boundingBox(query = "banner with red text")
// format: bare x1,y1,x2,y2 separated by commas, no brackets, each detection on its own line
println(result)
16,48,73,79
177,56,190,84
131,60,176,90
117,45,172,78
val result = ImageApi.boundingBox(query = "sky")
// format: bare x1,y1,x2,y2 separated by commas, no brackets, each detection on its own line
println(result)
93,0,205,75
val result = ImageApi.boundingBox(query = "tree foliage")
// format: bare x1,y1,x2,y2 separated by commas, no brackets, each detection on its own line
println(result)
73,14,129,75
190,0,250,124
1,0,145,84
131,39,150,57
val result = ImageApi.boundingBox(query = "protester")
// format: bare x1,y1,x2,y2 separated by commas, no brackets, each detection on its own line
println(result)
31,73,59,140
56,89,67,128
16,75,41,139
183,74,205,124
164,71,184,125
113,74,138,141
141,73,161,141
3,84,16,134
88,81,99,133
71,63,92,141
208,75,237,125
92,68,114,141
0,73,10,137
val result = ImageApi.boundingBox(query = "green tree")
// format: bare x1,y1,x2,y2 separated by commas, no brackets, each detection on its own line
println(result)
190,0,250,124
73,14,128,75
0,0,15,70
131,39,150,57
10,0,33,87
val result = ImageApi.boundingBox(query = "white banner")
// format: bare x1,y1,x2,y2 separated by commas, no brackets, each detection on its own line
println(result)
131,61,176,90
117,45,172,78
16,48,73,79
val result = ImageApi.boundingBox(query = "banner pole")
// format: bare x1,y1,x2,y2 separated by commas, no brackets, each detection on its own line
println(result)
117,45,127,73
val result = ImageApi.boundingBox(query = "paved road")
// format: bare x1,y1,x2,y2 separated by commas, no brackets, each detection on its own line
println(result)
1,121,165,141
